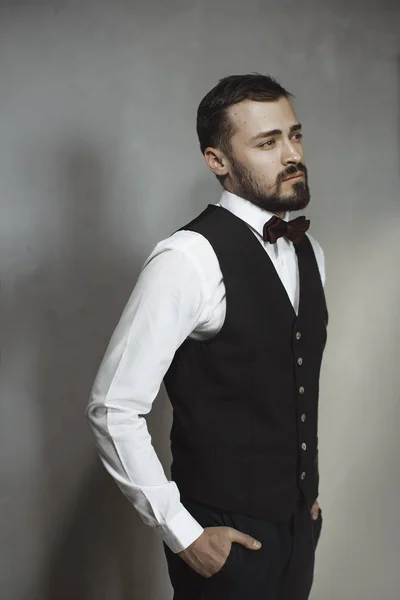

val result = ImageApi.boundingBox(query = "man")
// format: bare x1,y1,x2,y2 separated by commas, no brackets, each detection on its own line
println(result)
86,73,328,600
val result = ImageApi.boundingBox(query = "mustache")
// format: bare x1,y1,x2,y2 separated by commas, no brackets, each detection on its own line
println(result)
277,164,307,185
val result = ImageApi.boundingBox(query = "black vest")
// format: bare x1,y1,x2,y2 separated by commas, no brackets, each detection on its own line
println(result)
163,204,328,521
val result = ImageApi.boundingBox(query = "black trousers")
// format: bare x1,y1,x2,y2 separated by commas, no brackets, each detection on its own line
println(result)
164,494,322,600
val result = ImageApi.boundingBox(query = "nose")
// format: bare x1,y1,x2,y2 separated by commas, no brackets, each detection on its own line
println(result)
281,140,302,166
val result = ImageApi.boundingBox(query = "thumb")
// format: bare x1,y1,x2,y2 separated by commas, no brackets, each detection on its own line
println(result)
228,527,262,550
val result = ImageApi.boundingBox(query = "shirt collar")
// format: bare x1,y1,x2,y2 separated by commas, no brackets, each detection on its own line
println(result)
218,190,290,238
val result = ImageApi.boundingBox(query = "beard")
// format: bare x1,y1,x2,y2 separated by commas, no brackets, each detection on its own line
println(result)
226,155,310,213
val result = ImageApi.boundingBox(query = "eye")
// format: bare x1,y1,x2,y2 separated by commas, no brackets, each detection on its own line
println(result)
260,139,275,147
292,133,303,141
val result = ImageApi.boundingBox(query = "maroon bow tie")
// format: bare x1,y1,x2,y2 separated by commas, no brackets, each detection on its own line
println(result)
263,215,310,245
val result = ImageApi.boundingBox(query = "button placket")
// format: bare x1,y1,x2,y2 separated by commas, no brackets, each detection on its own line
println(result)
294,329,308,485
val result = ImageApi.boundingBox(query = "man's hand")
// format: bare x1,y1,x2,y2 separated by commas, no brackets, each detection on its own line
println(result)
311,501,320,520
178,526,262,578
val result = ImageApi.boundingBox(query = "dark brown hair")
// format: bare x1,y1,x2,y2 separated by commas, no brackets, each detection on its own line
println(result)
196,73,293,156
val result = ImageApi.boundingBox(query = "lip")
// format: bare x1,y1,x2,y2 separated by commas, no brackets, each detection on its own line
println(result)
283,174,304,182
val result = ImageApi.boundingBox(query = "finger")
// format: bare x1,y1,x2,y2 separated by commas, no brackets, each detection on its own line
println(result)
228,527,262,550
311,504,319,520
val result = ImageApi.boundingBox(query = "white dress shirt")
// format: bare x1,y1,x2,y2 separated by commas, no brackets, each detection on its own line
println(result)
86,190,325,554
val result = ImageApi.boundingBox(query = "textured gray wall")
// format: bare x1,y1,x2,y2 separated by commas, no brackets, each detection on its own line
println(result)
1,1,399,599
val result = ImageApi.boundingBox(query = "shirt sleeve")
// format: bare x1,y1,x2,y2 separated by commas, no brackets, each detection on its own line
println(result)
85,240,208,553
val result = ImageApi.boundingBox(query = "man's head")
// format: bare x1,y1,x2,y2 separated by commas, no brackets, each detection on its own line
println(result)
196,74,310,215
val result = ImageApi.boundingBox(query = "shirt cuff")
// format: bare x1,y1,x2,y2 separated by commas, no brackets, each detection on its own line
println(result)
155,504,204,554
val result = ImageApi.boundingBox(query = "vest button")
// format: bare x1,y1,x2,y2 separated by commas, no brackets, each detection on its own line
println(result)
297,357,303,366
296,331,302,340
300,472,306,480
299,386,305,394
301,413,306,422
301,442,307,451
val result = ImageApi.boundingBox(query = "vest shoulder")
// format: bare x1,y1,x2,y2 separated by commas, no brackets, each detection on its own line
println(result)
305,232,325,285
177,204,222,234
305,232,324,260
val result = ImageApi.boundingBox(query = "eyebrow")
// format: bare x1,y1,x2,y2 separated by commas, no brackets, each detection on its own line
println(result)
250,123,302,142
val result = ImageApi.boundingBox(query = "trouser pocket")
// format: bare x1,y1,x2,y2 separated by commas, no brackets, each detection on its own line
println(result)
211,541,237,578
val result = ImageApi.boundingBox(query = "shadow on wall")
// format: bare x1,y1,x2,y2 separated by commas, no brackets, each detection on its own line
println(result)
398,53,400,176
45,460,172,600
13,143,171,600
32,146,221,600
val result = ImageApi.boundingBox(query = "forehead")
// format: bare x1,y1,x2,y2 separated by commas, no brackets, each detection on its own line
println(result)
228,97,298,140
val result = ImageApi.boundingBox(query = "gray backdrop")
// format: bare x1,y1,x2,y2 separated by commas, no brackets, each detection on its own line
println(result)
1,1,399,599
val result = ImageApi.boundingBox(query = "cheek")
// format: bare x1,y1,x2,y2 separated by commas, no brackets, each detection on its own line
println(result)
230,145,282,187
249,152,281,185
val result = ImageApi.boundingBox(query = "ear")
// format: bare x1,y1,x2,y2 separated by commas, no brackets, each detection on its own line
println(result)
204,147,230,177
